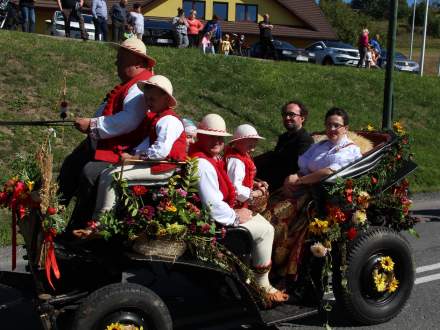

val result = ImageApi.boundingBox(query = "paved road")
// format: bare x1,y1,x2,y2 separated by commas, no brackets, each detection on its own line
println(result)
1,193,439,330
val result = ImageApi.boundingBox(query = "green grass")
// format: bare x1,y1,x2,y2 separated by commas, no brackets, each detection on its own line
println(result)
1,30,440,245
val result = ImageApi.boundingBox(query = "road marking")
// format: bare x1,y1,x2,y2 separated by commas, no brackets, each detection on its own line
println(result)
415,273,440,285
416,262,440,274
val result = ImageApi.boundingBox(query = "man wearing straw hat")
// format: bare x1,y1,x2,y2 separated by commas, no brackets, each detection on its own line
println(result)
189,114,289,304
58,37,155,209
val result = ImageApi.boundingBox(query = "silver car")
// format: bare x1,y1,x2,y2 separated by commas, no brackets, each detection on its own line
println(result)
379,51,420,73
306,40,360,66
45,10,95,40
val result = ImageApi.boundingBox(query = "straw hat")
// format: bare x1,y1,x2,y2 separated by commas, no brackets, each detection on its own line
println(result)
197,114,232,137
137,75,177,107
229,124,265,143
112,37,156,68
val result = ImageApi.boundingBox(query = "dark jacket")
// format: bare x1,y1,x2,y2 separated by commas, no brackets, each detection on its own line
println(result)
255,128,313,191
111,3,127,24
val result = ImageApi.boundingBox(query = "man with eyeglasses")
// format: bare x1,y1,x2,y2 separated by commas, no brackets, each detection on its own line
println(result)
255,100,313,191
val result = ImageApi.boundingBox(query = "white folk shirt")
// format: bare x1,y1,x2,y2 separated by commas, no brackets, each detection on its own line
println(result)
298,135,362,175
130,12,145,35
89,84,146,140
197,158,236,226
227,158,251,203
133,115,184,160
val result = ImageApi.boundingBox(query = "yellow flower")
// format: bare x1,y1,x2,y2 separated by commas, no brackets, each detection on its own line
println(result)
387,276,399,293
393,121,405,135
380,256,395,272
106,323,123,330
308,218,329,235
26,180,34,191
165,203,177,212
373,271,387,292
367,124,375,132
352,210,367,225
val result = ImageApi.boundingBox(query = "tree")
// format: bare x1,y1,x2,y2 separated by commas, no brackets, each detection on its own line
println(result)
351,0,410,20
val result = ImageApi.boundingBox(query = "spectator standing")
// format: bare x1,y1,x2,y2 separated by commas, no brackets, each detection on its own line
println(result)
91,0,108,41
203,15,222,52
201,31,215,54
187,9,203,47
57,0,88,40
220,34,233,55
129,3,144,40
111,0,128,42
258,13,276,60
172,7,189,48
357,28,369,68
19,0,35,33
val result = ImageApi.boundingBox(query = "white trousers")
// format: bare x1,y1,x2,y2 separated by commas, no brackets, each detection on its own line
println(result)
240,213,274,267
93,164,174,218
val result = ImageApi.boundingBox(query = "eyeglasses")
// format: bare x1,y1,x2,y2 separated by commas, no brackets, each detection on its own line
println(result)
282,112,302,118
325,123,345,130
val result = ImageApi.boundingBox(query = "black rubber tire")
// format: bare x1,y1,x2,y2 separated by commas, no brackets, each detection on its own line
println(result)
72,283,173,330
323,57,333,65
332,227,414,325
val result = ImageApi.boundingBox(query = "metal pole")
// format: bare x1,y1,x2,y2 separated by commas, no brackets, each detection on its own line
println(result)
420,0,429,76
383,0,399,130
409,0,417,60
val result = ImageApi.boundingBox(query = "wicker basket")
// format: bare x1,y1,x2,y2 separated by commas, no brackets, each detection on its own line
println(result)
132,235,186,260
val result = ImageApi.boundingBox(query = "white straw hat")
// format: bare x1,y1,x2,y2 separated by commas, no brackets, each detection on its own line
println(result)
229,124,265,143
112,37,156,68
137,75,177,107
197,114,232,137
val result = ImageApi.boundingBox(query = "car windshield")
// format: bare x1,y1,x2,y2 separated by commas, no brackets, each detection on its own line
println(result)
144,20,174,30
324,41,355,49
272,40,296,50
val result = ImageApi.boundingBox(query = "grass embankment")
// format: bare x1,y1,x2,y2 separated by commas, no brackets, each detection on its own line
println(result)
0,30,439,245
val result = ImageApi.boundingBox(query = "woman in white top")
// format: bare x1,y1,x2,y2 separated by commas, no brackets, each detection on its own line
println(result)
130,3,145,39
267,107,362,287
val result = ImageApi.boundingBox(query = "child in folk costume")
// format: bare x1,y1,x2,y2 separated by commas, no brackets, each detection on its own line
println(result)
224,124,269,209
189,114,288,303
182,117,197,151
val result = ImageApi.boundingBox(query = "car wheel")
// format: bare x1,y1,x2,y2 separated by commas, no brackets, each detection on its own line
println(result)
323,57,333,65
332,227,414,325
72,283,173,330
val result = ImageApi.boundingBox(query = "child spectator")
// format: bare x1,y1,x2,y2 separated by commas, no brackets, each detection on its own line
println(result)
130,3,144,40
201,31,215,54
182,118,197,151
366,45,373,69
221,34,233,56
123,24,135,40
224,124,269,209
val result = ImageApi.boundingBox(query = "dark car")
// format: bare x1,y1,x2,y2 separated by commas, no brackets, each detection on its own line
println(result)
142,19,176,47
250,39,309,62
378,51,420,73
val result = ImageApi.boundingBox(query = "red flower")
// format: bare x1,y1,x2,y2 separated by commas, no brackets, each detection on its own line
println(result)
191,193,201,203
0,191,8,205
86,220,99,230
344,179,353,204
189,222,196,233
131,185,148,196
221,227,227,239
347,227,357,240
13,181,27,198
47,207,57,215
201,223,211,234
371,176,378,185
328,206,346,224
140,205,155,220
211,237,217,246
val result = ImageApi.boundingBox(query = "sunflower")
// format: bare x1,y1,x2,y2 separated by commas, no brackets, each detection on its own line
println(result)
373,271,387,292
380,256,395,272
393,121,405,135
308,218,329,236
387,276,399,293
367,124,375,132
106,323,123,330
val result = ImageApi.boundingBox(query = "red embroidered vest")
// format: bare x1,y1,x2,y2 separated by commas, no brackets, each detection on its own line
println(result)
189,145,236,207
148,109,187,174
224,146,256,208
94,69,153,163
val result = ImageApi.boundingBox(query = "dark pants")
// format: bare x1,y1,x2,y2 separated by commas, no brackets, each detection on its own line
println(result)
357,46,368,68
112,21,124,42
20,5,35,32
261,38,277,60
62,6,87,39
188,34,199,47
93,16,108,41
67,161,111,231
57,138,95,206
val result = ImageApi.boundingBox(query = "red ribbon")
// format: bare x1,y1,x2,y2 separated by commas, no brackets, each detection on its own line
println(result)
11,211,17,271
44,230,61,290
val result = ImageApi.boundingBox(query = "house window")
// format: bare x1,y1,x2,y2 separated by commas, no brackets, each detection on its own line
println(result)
213,2,228,21
183,1,205,19
235,4,257,22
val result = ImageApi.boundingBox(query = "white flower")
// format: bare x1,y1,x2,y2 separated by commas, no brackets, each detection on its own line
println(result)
352,210,367,225
310,242,328,258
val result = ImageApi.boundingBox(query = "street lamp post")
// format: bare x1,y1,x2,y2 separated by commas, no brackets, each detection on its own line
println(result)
420,0,430,76
383,0,399,130
409,0,417,60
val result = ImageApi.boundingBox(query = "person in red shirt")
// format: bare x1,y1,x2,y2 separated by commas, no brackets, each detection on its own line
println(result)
357,28,369,68
187,9,204,47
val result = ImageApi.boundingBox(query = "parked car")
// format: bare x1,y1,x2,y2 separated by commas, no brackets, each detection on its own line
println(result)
306,40,360,66
45,10,95,40
378,51,420,73
250,39,309,62
142,19,176,47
